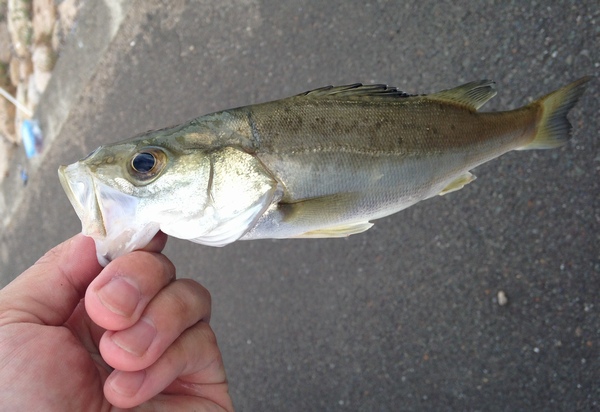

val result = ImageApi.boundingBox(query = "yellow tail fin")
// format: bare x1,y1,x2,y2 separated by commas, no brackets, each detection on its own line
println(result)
518,76,591,150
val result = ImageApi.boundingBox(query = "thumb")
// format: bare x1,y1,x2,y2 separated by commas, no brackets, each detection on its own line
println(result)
0,234,102,326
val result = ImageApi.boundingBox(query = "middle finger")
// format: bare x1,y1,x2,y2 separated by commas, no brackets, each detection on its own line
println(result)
99,278,211,372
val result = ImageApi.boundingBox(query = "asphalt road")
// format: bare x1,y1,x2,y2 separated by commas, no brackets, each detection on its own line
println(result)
1,1,598,410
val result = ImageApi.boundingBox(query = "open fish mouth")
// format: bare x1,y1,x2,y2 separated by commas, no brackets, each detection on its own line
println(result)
59,162,158,266
58,163,106,238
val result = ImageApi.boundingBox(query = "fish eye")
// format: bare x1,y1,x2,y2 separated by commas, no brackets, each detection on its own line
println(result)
132,152,156,173
128,147,166,182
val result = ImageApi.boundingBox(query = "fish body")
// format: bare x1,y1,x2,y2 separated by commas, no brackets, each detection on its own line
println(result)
59,77,590,266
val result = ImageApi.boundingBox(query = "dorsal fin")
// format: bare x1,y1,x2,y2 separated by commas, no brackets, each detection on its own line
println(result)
295,80,496,109
299,83,415,99
427,80,497,110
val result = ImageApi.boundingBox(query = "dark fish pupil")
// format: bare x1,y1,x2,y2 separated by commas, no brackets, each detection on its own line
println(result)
132,152,156,173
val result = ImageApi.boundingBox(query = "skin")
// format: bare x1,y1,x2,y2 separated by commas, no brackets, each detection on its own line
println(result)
0,232,234,411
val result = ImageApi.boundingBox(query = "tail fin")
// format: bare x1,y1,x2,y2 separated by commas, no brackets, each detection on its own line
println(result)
518,76,591,150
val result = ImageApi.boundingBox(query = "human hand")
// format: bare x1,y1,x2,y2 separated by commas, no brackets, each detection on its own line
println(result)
0,233,233,411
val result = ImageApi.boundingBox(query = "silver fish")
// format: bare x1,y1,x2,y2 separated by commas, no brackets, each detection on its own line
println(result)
59,77,590,266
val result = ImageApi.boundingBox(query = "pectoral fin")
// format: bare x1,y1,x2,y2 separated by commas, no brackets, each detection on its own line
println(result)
293,221,374,238
439,172,476,196
259,192,375,239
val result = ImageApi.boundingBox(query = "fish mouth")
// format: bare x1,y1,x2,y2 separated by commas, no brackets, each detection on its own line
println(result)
59,162,159,266
58,163,107,238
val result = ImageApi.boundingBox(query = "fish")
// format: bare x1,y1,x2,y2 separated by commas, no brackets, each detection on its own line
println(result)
59,77,590,266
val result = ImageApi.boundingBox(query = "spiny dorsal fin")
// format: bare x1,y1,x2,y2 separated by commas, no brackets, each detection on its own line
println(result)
299,83,415,99
428,80,497,110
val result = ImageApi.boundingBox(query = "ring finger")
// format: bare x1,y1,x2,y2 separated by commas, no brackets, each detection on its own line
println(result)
103,320,230,410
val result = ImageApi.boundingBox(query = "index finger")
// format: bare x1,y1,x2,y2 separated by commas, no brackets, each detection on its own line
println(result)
138,231,168,254
0,232,169,328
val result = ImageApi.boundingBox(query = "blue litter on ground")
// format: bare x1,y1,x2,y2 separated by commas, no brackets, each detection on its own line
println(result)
19,167,28,186
21,119,43,158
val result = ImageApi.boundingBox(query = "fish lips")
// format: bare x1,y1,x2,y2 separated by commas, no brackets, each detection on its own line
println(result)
58,162,107,239
59,162,159,266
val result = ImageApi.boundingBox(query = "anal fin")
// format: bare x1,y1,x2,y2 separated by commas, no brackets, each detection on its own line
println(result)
439,172,476,196
293,221,374,238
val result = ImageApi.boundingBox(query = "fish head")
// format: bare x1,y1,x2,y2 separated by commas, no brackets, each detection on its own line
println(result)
59,117,279,266
59,136,213,266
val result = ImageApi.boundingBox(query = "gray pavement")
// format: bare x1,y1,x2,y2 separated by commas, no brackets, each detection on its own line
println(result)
1,1,598,410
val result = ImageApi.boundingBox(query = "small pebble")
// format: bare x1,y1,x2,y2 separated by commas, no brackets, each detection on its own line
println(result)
497,290,508,306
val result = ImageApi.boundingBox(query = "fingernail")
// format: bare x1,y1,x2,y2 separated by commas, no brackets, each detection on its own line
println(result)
111,317,156,356
109,370,146,396
97,277,140,317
